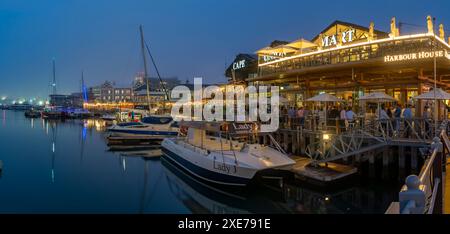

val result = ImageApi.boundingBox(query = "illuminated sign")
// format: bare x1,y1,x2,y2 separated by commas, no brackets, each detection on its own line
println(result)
232,60,246,70
262,52,287,62
384,50,446,62
322,29,356,47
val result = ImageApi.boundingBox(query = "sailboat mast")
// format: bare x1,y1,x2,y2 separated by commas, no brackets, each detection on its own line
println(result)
52,59,57,95
81,71,88,103
139,25,151,113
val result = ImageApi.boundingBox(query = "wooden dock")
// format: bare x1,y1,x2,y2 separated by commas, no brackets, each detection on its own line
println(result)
290,156,357,184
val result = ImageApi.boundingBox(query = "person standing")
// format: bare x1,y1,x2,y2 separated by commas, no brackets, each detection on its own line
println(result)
423,105,431,137
288,106,296,129
297,106,305,127
340,106,347,131
403,105,413,138
379,106,390,135
394,104,402,132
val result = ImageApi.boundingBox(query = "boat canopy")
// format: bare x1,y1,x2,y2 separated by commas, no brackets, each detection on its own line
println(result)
180,121,258,134
141,116,173,125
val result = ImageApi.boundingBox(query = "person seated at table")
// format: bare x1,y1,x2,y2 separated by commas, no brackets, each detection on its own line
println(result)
345,107,356,129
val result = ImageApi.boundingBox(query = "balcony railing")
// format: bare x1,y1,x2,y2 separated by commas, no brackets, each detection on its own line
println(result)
258,36,447,77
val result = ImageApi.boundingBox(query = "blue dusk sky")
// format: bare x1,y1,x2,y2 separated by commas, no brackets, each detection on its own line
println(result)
1,0,450,99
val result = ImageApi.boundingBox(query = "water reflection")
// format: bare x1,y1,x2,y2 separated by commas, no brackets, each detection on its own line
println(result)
161,157,398,214
0,110,399,213
50,121,57,183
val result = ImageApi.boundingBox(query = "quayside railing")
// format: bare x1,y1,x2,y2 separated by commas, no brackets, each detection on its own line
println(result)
386,121,448,214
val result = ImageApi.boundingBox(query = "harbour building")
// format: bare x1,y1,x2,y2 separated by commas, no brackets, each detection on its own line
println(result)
228,16,450,117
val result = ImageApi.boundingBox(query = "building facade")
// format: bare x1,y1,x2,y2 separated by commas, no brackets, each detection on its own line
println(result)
235,16,450,117
97,81,133,103
132,74,180,107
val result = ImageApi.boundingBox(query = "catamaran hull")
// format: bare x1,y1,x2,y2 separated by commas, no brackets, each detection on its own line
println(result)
162,147,254,187
108,128,178,138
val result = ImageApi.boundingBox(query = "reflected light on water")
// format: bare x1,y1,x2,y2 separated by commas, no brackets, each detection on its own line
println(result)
122,158,127,172
84,119,107,131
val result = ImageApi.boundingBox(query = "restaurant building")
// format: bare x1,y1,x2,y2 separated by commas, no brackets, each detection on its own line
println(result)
238,16,450,116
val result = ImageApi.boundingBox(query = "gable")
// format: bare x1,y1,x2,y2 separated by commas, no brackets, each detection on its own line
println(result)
311,20,388,48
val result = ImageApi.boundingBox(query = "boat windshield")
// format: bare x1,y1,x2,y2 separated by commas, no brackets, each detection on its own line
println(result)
141,116,173,125
117,122,143,127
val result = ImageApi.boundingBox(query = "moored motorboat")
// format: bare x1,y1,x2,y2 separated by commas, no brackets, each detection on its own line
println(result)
161,122,295,187
67,108,93,119
41,106,68,119
24,109,41,118
107,115,179,138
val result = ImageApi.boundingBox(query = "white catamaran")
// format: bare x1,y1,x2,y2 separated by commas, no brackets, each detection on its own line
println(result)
161,122,295,186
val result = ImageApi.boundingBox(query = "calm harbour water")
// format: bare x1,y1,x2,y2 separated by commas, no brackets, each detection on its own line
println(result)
0,110,401,214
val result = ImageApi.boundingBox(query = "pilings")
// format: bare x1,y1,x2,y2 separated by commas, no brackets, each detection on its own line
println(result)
262,128,428,183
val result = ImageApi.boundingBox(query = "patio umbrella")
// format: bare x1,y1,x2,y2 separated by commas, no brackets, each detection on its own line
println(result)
286,38,317,54
306,93,343,102
359,92,396,117
359,92,396,102
414,88,450,126
306,93,343,126
414,88,450,100
279,96,290,105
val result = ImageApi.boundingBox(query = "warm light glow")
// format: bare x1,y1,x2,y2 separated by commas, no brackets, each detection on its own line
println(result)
259,33,450,67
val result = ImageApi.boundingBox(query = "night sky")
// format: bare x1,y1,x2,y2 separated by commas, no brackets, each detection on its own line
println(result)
1,0,450,99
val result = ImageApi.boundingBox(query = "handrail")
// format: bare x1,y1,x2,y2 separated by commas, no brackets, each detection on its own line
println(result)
419,149,438,182
427,178,441,214
391,120,447,214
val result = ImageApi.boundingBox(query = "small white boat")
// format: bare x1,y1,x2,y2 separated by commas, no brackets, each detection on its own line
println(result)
108,115,179,138
161,122,295,186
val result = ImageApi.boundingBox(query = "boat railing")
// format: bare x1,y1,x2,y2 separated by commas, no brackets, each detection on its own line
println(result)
267,133,287,155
